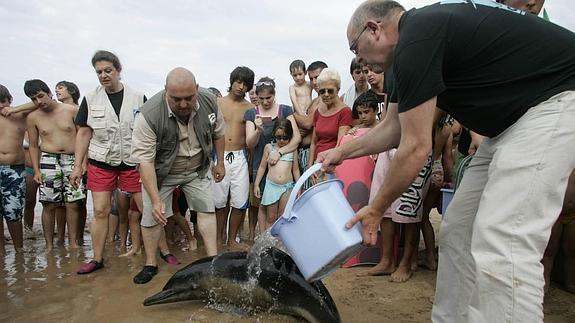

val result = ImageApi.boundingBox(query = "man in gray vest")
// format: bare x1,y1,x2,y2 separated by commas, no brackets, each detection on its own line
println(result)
131,67,225,284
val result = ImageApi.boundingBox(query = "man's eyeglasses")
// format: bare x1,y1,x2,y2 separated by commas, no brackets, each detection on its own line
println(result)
319,88,337,95
349,25,369,55
274,135,290,141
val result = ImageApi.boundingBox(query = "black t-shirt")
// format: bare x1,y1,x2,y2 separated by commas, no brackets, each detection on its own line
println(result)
75,88,147,170
394,1,575,137
384,66,397,104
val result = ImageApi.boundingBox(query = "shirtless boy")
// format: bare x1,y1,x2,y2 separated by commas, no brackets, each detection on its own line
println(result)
293,61,328,175
288,60,312,116
25,79,85,251
213,66,254,250
0,85,26,254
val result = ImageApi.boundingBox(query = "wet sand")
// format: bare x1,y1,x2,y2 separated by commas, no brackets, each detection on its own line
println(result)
2,206,574,322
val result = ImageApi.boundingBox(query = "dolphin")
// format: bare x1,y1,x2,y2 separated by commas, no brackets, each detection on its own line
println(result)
143,247,341,323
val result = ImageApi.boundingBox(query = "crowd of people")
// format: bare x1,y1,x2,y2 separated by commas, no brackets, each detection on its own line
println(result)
0,0,574,321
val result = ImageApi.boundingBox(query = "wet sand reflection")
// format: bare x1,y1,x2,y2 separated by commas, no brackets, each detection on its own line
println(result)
1,197,298,322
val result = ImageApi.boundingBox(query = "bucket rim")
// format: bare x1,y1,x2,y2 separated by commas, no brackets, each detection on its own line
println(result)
296,178,344,202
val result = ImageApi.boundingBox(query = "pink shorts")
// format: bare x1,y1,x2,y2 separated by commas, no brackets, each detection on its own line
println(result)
87,164,141,193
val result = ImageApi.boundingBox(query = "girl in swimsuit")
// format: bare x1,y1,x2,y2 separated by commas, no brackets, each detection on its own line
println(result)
254,119,300,230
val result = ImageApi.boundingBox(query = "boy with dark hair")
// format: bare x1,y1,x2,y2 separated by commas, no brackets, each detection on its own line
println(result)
342,58,369,110
288,59,312,116
228,66,254,93
213,66,254,250
25,79,85,251
56,81,81,106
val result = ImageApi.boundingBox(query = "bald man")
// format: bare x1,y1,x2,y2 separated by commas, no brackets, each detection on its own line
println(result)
131,67,225,284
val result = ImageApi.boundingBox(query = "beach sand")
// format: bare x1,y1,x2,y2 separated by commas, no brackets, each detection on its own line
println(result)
1,204,574,322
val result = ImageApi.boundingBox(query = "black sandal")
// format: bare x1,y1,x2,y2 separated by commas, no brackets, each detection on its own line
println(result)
133,265,158,284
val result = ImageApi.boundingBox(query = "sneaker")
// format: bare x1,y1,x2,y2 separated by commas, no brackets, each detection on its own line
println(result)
160,253,180,265
77,260,104,274
133,265,158,284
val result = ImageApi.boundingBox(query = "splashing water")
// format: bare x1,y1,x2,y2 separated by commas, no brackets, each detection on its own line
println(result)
246,230,288,287
204,229,289,313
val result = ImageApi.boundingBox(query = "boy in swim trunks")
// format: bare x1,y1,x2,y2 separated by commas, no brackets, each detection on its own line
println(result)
213,66,254,250
25,79,85,251
0,84,26,254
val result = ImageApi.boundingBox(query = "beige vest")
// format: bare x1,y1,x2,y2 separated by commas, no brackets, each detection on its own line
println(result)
85,85,144,166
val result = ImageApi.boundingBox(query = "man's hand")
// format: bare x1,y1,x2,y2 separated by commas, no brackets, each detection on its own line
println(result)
267,150,281,166
0,106,12,117
152,200,167,226
70,166,83,189
468,131,485,155
254,185,261,199
316,147,345,173
33,171,42,185
212,162,225,183
345,205,383,247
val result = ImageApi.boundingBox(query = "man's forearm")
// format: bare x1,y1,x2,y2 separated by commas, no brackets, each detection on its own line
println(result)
11,101,37,114
213,136,225,164
294,114,313,130
339,113,401,160
29,145,41,173
74,128,92,167
139,161,161,203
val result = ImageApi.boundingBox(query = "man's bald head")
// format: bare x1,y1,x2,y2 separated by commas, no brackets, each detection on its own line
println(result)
164,67,199,120
165,67,197,89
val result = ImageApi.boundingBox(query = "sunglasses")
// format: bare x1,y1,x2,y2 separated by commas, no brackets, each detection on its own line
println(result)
274,135,290,141
256,80,275,88
319,88,337,95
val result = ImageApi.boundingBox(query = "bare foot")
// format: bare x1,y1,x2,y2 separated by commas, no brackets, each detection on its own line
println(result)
181,238,198,252
357,260,396,276
228,241,250,252
119,247,141,257
420,257,437,271
390,265,413,283
411,260,418,272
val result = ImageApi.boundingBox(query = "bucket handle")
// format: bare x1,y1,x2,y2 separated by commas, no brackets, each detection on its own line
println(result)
270,163,323,236
281,163,323,221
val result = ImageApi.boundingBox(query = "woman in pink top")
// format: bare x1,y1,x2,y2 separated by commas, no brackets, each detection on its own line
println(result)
308,68,353,174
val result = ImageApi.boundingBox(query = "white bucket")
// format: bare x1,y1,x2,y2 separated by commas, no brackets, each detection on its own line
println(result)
440,188,455,215
270,163,363,281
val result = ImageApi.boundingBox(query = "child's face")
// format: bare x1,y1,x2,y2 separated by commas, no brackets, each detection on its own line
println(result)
274,129,290,148
290,67,306,86
357,105,377,127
